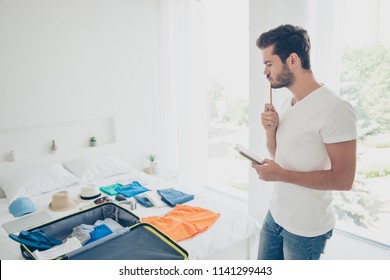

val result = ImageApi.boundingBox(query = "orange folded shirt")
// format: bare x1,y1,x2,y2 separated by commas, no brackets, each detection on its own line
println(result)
142,204,220,242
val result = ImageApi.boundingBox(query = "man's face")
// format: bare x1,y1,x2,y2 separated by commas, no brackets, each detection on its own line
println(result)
262,45,295,89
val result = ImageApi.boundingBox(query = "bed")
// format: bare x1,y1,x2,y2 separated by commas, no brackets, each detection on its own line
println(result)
0,153,260,260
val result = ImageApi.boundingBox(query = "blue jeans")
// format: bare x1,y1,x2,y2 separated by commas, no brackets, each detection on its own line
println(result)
257,211,333,260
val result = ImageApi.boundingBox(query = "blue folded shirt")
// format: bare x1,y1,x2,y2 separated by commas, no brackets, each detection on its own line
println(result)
157,188,194,207
115,181,149,198
85,224,112,245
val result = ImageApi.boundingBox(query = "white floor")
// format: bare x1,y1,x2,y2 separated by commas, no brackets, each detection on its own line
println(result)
322,229,390,260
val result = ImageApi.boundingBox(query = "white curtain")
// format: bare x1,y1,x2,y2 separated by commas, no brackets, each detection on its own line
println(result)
158,0,208,190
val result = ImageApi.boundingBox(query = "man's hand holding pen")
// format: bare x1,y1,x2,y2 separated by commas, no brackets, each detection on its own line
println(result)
261,103,279,131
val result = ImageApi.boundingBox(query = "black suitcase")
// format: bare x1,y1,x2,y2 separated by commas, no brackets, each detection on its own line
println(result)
14,202,188,260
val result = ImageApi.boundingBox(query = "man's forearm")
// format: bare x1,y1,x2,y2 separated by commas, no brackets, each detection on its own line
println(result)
280,168,354,191
266,131,277,159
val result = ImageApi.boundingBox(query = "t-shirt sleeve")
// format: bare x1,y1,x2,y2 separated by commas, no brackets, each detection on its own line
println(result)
320,100,357,144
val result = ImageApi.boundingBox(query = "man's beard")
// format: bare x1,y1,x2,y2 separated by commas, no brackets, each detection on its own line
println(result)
272,63,295,89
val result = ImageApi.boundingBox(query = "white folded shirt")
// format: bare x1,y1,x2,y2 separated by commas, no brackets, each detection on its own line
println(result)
33,237,82,260
144,190,168,208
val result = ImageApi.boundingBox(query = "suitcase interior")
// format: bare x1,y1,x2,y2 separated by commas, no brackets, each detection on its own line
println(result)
20,203,188,260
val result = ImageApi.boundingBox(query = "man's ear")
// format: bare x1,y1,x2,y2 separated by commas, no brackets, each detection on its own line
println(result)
288,53,300,68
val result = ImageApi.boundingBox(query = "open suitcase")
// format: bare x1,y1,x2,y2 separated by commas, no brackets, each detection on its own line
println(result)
13,202,189,260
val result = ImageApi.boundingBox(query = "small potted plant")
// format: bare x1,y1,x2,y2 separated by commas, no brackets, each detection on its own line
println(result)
90,136,97,147
148,154,158,174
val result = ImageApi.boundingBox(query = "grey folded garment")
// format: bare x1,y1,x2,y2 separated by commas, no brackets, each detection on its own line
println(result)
67,224,94,245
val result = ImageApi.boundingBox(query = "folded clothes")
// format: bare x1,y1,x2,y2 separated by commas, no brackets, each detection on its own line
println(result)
157,188,194,207
144,191,168,208
68,225,92,245
33,237,82,260
84,224,112,245
9,229,62,250
99,184,122,196
134,194,154,208
66,218,123,246
95,218,124,233
115,181,149,198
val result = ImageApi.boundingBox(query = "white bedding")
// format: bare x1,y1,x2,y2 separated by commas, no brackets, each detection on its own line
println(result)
0,169,260,260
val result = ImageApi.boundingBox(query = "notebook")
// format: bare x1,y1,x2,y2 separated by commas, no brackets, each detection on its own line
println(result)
235,144,264,165
2,211,53,234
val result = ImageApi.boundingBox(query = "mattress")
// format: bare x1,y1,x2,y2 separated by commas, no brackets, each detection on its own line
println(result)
0,170,260,260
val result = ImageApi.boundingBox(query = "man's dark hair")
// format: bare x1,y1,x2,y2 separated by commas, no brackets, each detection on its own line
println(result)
256,24,312,70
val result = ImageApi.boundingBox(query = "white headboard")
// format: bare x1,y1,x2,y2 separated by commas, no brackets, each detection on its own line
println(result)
0,117,120,198
0,117,116,162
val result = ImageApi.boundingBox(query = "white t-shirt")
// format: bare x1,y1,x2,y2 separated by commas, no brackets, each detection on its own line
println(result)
269,86,357,237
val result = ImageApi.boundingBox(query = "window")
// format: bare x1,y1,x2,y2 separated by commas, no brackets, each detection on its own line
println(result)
202,0,389,247
332,0,390,246
203,0,250,192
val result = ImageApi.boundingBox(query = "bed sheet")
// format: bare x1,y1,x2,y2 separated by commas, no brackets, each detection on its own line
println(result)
0,170,260,260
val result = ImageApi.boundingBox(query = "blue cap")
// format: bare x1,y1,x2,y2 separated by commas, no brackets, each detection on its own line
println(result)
8,197,36,217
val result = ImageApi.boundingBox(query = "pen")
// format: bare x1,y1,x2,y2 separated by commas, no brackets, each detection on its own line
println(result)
269,82,272,105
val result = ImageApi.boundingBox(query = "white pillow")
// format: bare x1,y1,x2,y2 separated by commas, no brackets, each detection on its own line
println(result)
63,156,134,183
0,163,80,202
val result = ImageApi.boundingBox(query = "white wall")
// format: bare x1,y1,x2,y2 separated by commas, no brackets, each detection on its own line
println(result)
0,0,161,168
